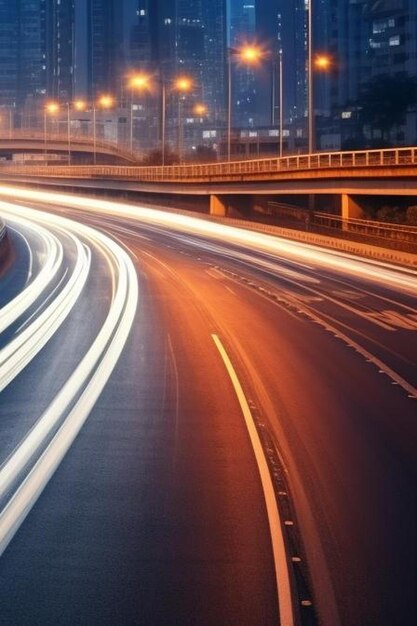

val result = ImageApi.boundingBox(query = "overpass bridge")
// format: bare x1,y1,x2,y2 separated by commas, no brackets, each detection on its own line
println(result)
2,145,417,220
0,131,138,164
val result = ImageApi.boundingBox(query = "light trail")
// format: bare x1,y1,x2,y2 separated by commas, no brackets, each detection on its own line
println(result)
0,185,415,296
0,217,90,391
0,211,63,334
0,201,138,556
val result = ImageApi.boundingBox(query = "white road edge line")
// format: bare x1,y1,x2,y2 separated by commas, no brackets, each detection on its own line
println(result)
211,333,295,626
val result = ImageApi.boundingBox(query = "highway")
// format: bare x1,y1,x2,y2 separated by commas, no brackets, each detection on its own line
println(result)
0,187,416,626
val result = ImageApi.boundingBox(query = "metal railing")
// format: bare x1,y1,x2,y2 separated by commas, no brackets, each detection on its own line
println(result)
312,212,417,247
1,145,417,182
0,130,138,161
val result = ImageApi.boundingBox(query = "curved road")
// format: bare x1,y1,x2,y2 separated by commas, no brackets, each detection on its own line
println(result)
0,187,416,626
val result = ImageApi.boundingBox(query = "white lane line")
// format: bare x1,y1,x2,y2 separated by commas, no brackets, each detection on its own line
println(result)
212,333,295,626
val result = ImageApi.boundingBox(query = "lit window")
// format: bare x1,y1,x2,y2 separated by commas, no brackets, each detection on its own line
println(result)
389,35,400,46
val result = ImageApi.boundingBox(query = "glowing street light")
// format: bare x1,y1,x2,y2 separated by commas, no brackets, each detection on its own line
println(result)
308,0,333,153
93,95,115,164
98,95,114,109
174,77,192,93
193,104,208,117
315,54,332,71
44,101,60,159
173,76,193,163
239,45,263,65
73,100,87,112
127,73,151,151
227,44,264,161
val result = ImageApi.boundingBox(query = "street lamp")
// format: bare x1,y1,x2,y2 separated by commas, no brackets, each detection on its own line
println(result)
174,77,192,163
66,100,87,165
44,101,59,160
227,44,263,161
127,73,151,152
308,0,333,153
93,95,114,164
193,104,208,117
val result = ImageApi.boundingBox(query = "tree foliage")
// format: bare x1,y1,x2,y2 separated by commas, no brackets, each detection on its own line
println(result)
358,73,417,143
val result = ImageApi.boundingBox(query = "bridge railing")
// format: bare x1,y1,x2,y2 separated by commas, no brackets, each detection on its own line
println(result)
0,130,138,160
2,145,417,181
313,212,417,246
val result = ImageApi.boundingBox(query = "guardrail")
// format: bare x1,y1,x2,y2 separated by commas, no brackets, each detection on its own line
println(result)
1,145,417,182
0,131,138,162
312,212,417,249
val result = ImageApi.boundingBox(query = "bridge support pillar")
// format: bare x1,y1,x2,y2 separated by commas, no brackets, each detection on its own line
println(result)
210,195,227,217
341,194,365,220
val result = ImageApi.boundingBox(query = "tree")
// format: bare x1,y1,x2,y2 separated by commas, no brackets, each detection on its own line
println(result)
189,145,218,163
357,73,417,145
141,148,179,166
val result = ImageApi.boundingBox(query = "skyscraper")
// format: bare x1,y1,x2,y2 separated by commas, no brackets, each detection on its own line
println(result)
325,0,417,146
86,0,124,98
229,0,258,127
0,0,75,108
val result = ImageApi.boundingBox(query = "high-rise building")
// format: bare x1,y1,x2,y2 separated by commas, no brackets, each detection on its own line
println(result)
325,0,417,146
261,0,307,127
0,1,20,106
86,0,124,99
45,0,75,102
229,0,258,127
0,0,75,109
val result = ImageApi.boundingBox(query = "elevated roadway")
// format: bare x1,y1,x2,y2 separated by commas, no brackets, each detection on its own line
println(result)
2,145,417,220
0,131,138,164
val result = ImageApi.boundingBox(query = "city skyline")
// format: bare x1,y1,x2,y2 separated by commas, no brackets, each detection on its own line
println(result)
0,0,416,154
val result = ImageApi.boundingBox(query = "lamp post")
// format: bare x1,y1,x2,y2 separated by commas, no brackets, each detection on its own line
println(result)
308,0,332,154
227,45,263,161
93,95,114,165
44,102,59,161
174,77,192,163
66,103,71,164
70,100,87,164
161,80,166,166
279,48,284,158
308,0,314,154
128,74,151,153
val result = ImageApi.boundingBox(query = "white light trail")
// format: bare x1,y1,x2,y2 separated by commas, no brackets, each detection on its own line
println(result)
0,201,138,556
0,211,63,334
0,186,415,296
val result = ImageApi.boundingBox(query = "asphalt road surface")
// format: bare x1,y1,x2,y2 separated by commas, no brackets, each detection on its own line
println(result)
0,187,416,626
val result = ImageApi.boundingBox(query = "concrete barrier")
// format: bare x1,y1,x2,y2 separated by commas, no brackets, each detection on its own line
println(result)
210,215,417,269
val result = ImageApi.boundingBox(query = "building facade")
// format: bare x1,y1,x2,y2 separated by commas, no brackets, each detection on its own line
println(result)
323,0,417,147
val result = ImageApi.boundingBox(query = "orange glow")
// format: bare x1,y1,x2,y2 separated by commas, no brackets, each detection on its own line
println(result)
315,55,332,71
193,104,207,116
45,102,60,115
174,77,192,92
239,45,263,65
128,74,151,91
73,100,87,112
98,95,114,109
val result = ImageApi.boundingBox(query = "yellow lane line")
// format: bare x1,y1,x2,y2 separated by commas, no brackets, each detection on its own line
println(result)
212,333,295,626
